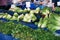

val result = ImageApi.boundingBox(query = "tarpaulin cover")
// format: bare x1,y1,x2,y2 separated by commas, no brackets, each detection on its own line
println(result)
0,33,19,40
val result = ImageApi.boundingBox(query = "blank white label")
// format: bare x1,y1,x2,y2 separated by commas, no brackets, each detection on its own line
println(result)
57,2,60,6
26,2,30,8
11,4,16,8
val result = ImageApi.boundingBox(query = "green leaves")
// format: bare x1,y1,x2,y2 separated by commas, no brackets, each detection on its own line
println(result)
55,7,60,12
0,7,60,40
47,13,60,32
0,20,60,40
38,16,48,28
13,13,18,17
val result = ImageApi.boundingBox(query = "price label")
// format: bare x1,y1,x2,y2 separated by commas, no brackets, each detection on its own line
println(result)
26,2,30,8
11,4,16,8
57,2,60,6
13,0,18,4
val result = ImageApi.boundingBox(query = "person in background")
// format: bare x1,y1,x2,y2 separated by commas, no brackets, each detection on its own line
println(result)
34,0,40,5
0,0,7,10
39,0,45,9
45,0,55,11
15,0,26,9
39,0,54,10
52,0,59,7
52,0,59,11
6,0,12,10
0,0,12,10
30,0,37,9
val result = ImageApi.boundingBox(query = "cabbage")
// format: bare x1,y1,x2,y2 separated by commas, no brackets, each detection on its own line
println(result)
23,14,31,22
2,13,12,20
41,20,48,28
6,14,12,20
0,13,4,18
38,18,43,27
31,15,36,22
35,7,40,14
13,13,18,17
38,14,48,28
42,12,47,15
35,10,39,14
18,10,23,13
11,16,17,20
3,13,8,18
30,13,36,22
0,15,3,18
30,11,34,14
18,14,24,20
47,13,60,32
27,8,30,12
3,15,7,18
24,8,28,13
41,8,50,16
10,7,21,12
23,13,36,22
24,8,30,13
13,7,23,13
36,7,40,11
46,9,50,14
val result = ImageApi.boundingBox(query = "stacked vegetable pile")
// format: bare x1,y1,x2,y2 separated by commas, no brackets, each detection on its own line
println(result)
0,7,60,40
0,7,40,22
55,7,60,12
47,13,60,32
38,7,60,33
38,9,50,28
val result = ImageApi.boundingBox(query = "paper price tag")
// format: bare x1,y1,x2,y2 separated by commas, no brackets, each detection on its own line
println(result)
26,2,30,8
11,4,16,8
57,2,60,6
13,0,17,4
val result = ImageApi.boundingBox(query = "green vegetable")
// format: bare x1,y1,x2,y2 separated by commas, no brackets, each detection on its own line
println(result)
41,20,48,28
35,7,40,14
11,16,17,20
0,21,59,40
30,11,34,14
47,13,60,32
24,8,28,13
13,13,18,17
23,14,31,22
38,18,43,27
55,7,60,12
18,14,24,20
6,14,12,20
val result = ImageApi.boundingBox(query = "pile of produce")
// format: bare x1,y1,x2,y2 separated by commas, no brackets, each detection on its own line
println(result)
47,13,60,32
55,7,60,12
38,7,60,32
0,21,60,40
38,9,50,28
0,7,60,40
0,7,41,22
1,7,60,32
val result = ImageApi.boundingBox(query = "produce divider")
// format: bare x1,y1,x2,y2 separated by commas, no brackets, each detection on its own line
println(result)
0,18,38,29
0,33,19,40
0,17,49,30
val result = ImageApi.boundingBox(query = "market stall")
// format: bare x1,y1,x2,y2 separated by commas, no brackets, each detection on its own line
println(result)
0,0,60,40
0,6,60,40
